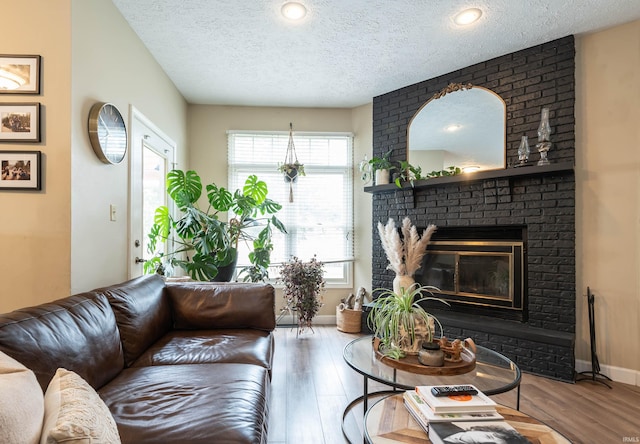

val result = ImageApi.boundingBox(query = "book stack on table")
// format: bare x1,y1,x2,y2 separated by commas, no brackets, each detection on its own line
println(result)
403,385,531,444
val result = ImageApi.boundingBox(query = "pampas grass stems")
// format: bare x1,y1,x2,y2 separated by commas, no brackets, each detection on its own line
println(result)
377,217,436,278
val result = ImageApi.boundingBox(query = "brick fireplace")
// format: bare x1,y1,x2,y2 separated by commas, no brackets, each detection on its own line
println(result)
366,36,576,381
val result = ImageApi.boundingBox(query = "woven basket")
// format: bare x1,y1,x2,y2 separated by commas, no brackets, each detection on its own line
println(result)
336,307,362,333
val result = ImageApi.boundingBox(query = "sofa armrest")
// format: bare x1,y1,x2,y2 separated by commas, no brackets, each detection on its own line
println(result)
166,282,276,331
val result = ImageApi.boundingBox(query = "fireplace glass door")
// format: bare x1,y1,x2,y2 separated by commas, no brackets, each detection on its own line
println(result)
418,241,524,311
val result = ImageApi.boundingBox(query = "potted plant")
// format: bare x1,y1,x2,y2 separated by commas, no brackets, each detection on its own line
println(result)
394,160,423,188
369,148,396,185
278,256,325,333
277,161,305,183
425,165,462,178
367,283,448,358
144,169,287,282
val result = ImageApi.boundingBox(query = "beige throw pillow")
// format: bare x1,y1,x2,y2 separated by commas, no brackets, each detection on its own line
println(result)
41,368,121,444
0,350,44,444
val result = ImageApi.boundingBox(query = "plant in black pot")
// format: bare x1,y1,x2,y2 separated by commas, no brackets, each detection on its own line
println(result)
144,169,287,282
277,161,305,183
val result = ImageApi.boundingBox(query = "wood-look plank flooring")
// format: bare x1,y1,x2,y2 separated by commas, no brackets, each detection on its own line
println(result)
268,325,640,444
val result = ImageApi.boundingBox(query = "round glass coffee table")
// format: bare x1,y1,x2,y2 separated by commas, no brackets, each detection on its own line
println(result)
342,335,521,444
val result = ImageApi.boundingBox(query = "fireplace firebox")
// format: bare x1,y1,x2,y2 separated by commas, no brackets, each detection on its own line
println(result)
414,226,527,321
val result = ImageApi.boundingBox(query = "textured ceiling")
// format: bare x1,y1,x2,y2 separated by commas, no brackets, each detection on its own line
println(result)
111,0,640,108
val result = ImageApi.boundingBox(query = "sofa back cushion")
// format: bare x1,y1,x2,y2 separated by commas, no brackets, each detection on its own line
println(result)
0,292,124,391
167,282,276,331
97,274,171,367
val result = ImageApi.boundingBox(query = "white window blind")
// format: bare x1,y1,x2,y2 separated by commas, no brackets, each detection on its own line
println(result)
228,130,354,285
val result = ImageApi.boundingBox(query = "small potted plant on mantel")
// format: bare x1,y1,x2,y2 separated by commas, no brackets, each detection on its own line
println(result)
369,148,395,185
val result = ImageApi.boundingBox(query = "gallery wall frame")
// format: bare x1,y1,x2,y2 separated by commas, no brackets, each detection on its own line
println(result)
0,54,41,94
0,102,40,143
0,150,41,190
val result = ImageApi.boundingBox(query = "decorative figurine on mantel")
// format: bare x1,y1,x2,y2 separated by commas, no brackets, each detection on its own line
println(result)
515,135,530,167
536,107,552,165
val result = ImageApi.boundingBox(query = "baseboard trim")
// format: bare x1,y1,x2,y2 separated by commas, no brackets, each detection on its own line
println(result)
575,359,640,386
276,315,337,326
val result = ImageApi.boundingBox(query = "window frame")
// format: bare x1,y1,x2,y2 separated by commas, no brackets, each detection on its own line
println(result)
227,130,354,288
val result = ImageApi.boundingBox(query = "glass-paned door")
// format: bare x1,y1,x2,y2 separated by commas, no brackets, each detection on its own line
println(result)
142,144,168,260
128,106,175,278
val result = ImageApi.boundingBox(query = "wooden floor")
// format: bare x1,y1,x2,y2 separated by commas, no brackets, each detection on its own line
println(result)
268,325,640,444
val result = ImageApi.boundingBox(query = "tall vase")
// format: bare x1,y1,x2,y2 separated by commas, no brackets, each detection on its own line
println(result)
393,274,415,294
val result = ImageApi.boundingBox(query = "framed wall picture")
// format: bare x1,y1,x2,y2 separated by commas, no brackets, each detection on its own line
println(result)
0,103,40,142
0,55,41,94
0,150,41,190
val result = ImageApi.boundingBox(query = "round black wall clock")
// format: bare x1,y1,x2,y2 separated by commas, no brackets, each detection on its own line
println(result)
88,102,128,164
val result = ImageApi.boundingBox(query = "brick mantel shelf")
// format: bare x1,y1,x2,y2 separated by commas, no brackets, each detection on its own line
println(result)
365,162,575,209
364,162,574,195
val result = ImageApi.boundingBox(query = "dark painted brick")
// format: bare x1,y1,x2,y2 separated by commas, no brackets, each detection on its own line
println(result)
371,36,575,379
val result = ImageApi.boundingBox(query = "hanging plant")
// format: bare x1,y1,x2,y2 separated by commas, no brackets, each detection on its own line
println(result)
277,161,305,183
278,122,304,202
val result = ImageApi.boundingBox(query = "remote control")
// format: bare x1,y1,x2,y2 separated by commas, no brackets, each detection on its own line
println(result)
430,385,479,397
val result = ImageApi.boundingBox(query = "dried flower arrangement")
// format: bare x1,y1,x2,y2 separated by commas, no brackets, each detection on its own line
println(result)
373,217,447,357
377,217,437,292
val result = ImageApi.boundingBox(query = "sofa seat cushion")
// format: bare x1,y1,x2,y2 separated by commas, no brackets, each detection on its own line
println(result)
99,363,270,444
130,329,274,372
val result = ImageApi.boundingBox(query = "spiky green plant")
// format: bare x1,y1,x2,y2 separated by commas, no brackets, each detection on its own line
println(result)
367,283,448,358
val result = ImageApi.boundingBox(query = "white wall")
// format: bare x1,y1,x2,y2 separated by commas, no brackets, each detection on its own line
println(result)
575,20,640,382
70,0,188,293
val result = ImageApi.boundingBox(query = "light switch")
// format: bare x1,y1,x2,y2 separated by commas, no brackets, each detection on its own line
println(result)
110,204,117,221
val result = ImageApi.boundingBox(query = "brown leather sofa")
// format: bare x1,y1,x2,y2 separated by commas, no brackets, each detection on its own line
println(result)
0,274,276,444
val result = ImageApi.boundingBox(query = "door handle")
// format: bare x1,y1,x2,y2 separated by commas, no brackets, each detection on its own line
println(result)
135,257,147,264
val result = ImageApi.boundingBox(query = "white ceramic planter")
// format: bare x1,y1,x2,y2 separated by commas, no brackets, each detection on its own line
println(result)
375,169,390,185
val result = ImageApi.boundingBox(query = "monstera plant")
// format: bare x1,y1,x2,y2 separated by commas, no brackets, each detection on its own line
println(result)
144,169,286,282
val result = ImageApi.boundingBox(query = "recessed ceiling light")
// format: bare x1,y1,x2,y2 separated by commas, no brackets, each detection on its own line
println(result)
453,8,482,26
281,2,307,20
445,124,462,132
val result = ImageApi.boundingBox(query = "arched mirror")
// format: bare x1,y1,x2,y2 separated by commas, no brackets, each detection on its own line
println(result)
407,83,506,173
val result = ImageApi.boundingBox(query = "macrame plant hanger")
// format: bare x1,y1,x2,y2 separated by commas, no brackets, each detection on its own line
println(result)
284,122,300,202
